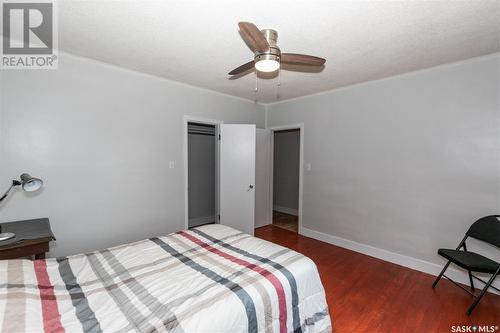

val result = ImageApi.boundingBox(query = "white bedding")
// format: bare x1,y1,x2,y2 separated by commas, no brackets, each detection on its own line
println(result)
0,224,331,332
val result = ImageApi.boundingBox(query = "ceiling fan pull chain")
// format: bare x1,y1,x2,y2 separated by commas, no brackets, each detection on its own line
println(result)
277,68,281,99
254,70,258,92
254,70,258,103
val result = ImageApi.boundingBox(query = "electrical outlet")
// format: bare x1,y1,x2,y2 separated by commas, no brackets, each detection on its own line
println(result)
169,161,175,169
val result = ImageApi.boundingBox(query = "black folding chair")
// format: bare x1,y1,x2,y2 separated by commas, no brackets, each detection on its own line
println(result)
432,215,500,315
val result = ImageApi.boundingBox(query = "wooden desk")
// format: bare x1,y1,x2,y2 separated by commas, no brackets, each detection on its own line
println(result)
0,218,55,260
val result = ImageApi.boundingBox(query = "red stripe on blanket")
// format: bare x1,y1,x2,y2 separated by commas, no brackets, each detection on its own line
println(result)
179,230,288,333
34,260,65,333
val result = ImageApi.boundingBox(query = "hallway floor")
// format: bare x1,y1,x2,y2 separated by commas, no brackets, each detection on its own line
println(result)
272,211,298,233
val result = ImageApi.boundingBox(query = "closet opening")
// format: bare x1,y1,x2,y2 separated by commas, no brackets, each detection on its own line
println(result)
187,121,218,228
272,128,300,233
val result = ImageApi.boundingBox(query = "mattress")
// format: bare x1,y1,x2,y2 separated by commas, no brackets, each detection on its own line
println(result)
0,224,331,333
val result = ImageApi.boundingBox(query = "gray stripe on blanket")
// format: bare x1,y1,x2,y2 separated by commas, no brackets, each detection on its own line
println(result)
151,236,259,333
143,241,292,332
86,253,142,332
57,257,103,333
302,309,330,327
99,249,182,332
191,227,303,333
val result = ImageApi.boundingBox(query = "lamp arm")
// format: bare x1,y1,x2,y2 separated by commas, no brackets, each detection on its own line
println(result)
0,180,21,203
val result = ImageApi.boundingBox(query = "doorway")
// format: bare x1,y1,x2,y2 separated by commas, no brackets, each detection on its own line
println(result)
186,121,218,228
184,118,258,235
271,128,301,233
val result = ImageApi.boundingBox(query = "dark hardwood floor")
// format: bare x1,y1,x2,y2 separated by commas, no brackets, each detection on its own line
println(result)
255,225,500,333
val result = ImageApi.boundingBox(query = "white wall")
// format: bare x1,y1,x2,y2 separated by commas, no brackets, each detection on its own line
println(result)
267,54,500,284
273,130,300,215
0,53,265,257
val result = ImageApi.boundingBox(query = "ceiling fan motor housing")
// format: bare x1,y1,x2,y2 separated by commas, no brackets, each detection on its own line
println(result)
255,29,280,63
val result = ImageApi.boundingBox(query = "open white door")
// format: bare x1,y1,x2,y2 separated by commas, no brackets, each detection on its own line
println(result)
255,129,272,228
219,124,256,235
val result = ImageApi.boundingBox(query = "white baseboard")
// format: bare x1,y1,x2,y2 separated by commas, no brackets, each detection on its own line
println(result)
299,226,499,294
273,205,298,216
189,216,215,228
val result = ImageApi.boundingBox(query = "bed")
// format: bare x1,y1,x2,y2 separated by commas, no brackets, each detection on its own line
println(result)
0,224,331,333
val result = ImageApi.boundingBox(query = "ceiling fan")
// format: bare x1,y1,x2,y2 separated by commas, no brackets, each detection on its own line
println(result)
228,22,326,77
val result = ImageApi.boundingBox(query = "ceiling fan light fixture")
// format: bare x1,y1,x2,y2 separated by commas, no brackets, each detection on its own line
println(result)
254,54,280,72
229,22,325,77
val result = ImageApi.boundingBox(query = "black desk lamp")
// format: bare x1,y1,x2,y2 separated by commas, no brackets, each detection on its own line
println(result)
0,173,44,241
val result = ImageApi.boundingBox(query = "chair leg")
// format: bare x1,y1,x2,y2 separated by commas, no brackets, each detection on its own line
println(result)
432,261,451,289
466,271,498,316
468,271,475,292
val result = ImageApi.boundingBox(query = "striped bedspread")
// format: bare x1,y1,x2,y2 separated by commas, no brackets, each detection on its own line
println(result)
0,224,331,333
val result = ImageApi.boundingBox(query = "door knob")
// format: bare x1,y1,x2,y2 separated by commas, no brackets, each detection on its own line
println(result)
248,184,254,190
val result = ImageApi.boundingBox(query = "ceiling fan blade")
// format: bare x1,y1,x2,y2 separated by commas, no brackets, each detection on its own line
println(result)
281,63,325,73
228,61,255,75
238,22,270,53
281,53,326,66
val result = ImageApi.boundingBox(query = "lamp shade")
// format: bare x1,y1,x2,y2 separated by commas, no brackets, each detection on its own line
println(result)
20,173,43,192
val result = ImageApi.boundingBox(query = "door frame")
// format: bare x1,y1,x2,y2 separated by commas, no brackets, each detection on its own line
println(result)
268,123,304,233
183,115,223,230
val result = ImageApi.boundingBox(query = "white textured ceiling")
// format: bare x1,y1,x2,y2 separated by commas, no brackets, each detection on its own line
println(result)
59,0,500,104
